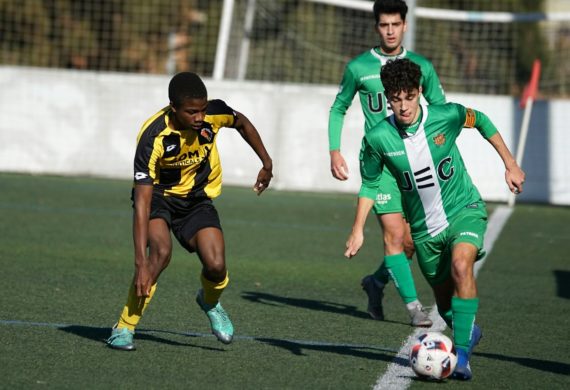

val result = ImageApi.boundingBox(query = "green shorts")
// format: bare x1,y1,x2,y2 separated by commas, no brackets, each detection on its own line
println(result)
372,169,404,215
414,202,488,286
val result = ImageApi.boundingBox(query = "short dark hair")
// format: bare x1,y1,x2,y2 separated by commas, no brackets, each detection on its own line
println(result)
168,72,208,107
373,0,408,24
381,59,421,97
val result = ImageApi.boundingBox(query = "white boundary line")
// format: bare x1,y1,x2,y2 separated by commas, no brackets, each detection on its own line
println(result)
373,205,514,389
0,319,400,353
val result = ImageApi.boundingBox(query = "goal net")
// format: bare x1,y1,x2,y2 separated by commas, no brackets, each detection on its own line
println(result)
0,0,569,97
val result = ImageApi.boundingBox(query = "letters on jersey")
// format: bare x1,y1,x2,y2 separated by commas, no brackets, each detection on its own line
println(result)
361,103,483,242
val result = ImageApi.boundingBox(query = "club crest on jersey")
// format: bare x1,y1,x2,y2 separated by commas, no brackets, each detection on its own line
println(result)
198,124,214,145
433,134,446,146
200,128,213,141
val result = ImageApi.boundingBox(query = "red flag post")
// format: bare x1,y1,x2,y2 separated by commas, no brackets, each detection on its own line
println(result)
508,59,541,207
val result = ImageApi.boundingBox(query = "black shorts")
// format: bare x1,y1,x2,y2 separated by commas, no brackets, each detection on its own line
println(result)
149,193,222,253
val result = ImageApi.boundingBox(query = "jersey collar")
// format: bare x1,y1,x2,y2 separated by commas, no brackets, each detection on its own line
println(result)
370,47,408,66
390,103,429,139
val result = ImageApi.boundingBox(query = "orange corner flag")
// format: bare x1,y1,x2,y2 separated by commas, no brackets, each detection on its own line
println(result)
520,59,541,109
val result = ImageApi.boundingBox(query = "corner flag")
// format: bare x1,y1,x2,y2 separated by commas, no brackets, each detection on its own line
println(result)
509,59,541,207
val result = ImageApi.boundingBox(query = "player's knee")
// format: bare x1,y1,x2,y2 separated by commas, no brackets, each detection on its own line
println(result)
451,257,473,283
204,265,226,282
150,244,172,268
202,254,226,281
383,230,405,253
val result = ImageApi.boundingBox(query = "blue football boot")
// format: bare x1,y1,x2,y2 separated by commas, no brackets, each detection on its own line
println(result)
468,324,482,357
451,324,482,380
452,348,472,380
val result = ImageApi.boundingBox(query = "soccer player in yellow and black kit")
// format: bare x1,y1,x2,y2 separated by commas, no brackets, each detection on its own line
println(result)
107,72,273,350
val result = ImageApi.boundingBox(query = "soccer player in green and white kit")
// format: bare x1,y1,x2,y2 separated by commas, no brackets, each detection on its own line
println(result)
329,0,445,326
345,58,525,380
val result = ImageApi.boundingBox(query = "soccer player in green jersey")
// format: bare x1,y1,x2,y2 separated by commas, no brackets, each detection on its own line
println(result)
106,72,273,351
345,58,525,380
329,0,445,326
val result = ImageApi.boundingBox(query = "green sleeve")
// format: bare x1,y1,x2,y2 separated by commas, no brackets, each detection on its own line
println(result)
473,109,499,139
328,65,358,151
358,136,384,199
421,62,446,105
458,104,499,139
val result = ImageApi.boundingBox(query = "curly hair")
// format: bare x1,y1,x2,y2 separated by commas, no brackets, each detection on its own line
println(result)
168,72,208,107
373,0,408,24
380,59,422,97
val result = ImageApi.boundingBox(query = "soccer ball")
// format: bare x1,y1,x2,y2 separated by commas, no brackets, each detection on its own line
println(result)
409,332,457,380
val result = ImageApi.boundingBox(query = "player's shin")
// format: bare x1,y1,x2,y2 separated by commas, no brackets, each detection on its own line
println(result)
372,261,391,286
201,272,229,305
117,281,157,331
451,296,479,352
385,252,419,304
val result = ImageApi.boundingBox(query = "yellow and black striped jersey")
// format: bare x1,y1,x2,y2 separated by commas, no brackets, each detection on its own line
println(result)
133,99,236,199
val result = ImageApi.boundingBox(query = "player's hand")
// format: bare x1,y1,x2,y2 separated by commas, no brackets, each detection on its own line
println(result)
253,166,273,196
344,230,364,259
330,150,349,180
506,163,525,195
134,261,153,298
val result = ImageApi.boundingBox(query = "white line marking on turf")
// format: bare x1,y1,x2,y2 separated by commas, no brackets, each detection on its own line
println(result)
0,319,399,353
373,205,514,389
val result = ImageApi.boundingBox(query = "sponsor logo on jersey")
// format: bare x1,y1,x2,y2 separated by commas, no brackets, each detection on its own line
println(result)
433,134,446,146
460,231,479,238
360,74,380,81
135,172,148,180
384,150,406,157
166,144,177,152
164,146,211,167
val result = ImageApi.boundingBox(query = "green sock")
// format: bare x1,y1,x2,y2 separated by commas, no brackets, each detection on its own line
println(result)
451,296,479,352
438,307,453,328
384,252,419,304
372,261,390,285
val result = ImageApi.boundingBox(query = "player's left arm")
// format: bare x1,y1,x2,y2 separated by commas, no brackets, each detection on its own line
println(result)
233,111,273,195
463,107,526,194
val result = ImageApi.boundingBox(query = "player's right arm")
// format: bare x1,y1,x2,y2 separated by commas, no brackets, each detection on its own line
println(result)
132,183,154,297
344,136,384,258
459,105,525,194
132,125,162,297
329,64,358,180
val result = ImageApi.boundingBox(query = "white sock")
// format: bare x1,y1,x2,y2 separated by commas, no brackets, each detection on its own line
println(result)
406,299,422,312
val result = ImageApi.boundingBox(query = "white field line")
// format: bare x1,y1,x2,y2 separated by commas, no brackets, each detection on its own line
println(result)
0,319,400,353
373,205,514,389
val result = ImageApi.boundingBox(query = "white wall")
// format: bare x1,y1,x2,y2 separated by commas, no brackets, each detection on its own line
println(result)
1,66,569,205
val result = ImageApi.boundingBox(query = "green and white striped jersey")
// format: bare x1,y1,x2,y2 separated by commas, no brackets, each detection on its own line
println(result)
329,47,445,151
359,103,497,242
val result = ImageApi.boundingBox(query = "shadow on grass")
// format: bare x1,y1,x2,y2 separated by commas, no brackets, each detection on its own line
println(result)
476,351,570,376
254,336,401,362
241,291,406,325
59,325,225,351
554,270,570,299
